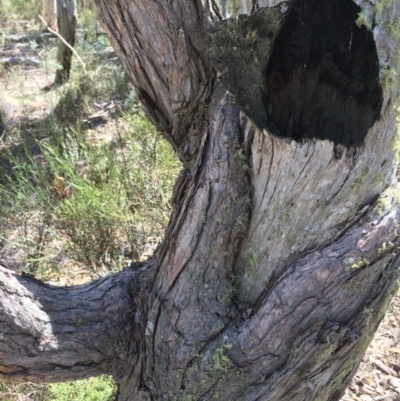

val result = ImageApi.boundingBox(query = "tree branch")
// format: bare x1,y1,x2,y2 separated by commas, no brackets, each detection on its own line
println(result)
0,264,151,382
93,0,219,165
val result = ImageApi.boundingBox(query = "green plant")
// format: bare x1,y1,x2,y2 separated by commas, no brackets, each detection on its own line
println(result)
0,4,181,399
389,18,400,39
221,277,236,303
48,375,115,401
0,110,181,271
247,251,259,278
0,0,41,23
381,67,398,88
234,147,250,172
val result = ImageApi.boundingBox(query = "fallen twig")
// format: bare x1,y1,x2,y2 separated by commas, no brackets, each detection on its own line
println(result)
374,359,398,377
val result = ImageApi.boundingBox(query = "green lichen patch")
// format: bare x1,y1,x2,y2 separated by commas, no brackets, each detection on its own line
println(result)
211,343,233,373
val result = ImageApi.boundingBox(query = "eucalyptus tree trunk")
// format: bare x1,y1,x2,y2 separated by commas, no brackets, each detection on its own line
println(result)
1,1,400,401
54,0,77,85
41,0,57,31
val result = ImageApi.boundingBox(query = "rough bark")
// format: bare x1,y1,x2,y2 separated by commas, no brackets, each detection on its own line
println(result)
1,0,400,401
54,0,77,85
0,261,152,383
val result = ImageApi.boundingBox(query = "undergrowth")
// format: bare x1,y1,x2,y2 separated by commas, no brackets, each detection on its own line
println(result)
0,376,115,401
48,376,116,401
0,108,180,274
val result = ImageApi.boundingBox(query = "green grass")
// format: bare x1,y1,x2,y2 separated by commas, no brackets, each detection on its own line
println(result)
0,376,115,401
0,0,41,23
48,376,115,401
0,107,181,273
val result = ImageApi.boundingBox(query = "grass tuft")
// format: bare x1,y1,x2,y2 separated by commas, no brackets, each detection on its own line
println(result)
48,376,116,401
0,108,181,273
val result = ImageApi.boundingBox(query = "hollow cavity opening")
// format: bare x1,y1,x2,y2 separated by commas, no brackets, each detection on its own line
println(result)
265,0,382,147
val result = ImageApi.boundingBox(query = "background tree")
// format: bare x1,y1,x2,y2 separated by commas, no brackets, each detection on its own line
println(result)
41,0,57,31
1,1,400,401
54,0,77,85
40,0,77,86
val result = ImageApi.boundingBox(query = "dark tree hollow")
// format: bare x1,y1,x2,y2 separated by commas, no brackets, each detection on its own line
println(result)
265,0,383,146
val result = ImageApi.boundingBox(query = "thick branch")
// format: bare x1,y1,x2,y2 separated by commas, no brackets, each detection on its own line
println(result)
94,0,219,164
0,264,151,383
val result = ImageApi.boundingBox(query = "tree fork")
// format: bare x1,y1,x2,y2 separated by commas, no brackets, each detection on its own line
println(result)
0,262,152,383
1,0,400,400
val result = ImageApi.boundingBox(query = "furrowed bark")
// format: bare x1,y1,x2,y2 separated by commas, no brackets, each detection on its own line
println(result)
1,0,400,400
0,262,152,383
93,0,219,165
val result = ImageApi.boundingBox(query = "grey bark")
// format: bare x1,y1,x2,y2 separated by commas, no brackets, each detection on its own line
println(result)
42,0,57,31
54,0,77,85
0,262,151,382
1,1,400,401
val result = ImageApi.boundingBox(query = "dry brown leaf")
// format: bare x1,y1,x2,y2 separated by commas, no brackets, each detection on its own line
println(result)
361,376,376,388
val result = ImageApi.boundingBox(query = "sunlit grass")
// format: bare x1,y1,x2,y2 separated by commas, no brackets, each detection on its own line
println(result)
48,376,115,401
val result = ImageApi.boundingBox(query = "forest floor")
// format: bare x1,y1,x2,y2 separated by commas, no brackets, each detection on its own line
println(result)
1,16,400,401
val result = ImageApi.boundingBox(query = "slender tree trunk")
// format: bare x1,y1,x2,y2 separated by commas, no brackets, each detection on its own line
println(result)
1,1,400,400
54,0,77,85
42,0,57,31
220,0,227,18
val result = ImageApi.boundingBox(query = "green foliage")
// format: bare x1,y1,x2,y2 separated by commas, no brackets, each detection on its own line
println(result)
48,376,115,401
389,18,400,39
350,258,370,270
247,251,259,278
